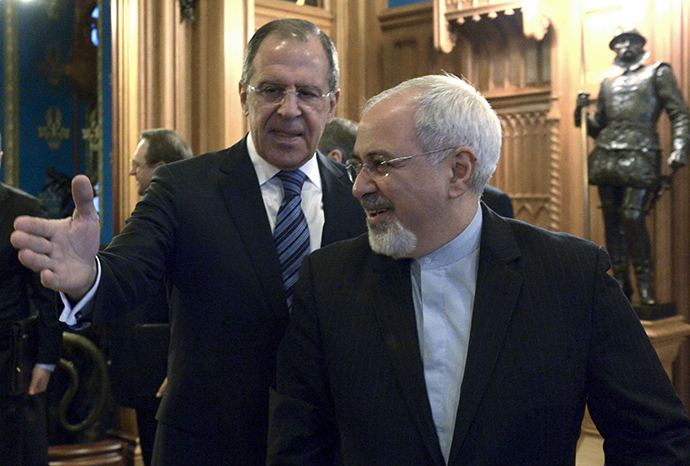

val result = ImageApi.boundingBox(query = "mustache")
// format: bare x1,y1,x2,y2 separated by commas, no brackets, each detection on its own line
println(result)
359,194,394,211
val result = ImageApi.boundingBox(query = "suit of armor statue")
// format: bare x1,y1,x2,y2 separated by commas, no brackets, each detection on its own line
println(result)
576,26,690,307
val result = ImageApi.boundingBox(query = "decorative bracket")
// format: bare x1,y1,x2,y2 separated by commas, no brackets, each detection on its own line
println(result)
434,0,551,53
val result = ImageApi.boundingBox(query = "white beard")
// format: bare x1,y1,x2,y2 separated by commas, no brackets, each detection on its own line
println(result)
367,216,417,259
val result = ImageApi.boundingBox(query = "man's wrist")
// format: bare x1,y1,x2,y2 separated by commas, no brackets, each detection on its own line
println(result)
66,261,99,302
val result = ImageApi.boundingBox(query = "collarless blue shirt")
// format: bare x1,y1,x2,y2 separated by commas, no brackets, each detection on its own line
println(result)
410,206,482,463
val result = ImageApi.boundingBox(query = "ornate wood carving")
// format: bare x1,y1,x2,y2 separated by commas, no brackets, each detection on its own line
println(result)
435,0,552,53
492,95,560,229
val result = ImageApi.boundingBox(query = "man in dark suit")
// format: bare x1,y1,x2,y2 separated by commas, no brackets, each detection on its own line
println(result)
267,74,690,464
108,129,193,466
1,133,62,465
12,19,366,466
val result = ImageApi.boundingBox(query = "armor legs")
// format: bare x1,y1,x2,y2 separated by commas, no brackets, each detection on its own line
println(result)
598,186,656,305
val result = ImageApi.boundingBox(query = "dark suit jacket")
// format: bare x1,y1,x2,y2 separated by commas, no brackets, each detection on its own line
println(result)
268,205,690,465
82,136,366,465
107,288,169,409
481,185,513,218
0,183,61,391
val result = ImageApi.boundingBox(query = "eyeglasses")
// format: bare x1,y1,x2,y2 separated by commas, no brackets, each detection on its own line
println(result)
345,147,455,183
244,83,333,110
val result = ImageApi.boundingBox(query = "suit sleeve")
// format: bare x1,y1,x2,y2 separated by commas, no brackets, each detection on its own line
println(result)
27,201,62,366
585,246,690,463
84,165,178,325
267,255,340,465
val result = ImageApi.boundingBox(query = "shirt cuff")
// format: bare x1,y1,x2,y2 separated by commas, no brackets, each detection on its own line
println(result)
59,257,102,327
35,363,56,372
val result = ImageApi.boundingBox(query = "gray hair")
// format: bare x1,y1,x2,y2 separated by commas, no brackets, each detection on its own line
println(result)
241,18,339,92
362,73,502,194
139,129,193,165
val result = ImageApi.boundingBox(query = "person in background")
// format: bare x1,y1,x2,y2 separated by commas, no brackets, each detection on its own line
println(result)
1,131,62,465
318,117,358,164
480,184,513,218
11,18,366,466
267,74,690,465
108,129,192,466
128,129,193,196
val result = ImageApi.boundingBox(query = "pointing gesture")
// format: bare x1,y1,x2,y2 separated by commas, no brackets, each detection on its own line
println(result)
11,175,101,300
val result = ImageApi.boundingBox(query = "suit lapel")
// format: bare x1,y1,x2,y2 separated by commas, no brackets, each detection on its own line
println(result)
217,137,286,315
448,206,523,463
371,256,447,466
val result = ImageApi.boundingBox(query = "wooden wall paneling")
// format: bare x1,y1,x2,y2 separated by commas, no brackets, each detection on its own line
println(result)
364,0,390,105
380,4,436,91
649,0,684,310
674,0,690,408
255,0,332,33
520,0,585,241
331,0,369,120
190,0,249,155
660,0,690,410
112,0,140,233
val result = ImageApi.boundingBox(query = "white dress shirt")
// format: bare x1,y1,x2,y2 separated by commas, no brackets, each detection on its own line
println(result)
247,133,324,252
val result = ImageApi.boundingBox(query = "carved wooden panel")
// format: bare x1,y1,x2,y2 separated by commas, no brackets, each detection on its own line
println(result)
493,101,560,229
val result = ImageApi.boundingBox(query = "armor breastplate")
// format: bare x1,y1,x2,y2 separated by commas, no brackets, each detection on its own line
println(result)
597,64,662,150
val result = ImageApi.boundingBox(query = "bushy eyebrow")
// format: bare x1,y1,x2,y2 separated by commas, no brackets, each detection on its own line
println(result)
255,80,324,92
350,150,394,162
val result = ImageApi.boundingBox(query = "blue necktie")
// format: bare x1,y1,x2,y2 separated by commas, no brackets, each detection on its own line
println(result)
274,170,310,310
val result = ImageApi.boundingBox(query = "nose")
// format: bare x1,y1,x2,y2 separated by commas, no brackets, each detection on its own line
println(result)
352,169,377,200
276,91,302,118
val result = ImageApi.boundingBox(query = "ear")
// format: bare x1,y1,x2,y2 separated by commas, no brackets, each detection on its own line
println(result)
326,89,340,121
326,149,343,164
239,81,249,117
448,147,476,199
154,161,166,169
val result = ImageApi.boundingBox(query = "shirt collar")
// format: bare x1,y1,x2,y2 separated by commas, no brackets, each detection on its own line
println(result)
247,132,321,189
419,206,483,269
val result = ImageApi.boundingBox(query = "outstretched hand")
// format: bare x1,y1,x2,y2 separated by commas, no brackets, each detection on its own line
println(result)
11,175,101,300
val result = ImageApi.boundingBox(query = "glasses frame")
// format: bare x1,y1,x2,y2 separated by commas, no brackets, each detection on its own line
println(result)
345,147,456,183
244,82,334,110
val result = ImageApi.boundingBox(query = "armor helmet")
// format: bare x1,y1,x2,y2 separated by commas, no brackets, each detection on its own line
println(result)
609,25,646,50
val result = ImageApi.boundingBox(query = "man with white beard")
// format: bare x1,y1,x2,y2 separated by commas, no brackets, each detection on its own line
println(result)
267,73,690,465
